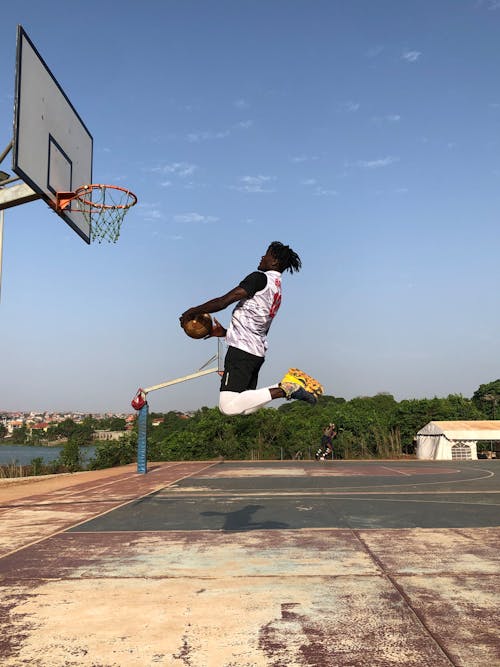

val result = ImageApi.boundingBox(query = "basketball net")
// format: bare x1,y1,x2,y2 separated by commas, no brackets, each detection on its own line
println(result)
58,184,137,243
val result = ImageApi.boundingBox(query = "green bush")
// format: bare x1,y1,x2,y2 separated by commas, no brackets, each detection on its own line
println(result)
89,434,136,469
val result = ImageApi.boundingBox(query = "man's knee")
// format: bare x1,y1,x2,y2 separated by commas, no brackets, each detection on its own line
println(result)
219,392,243,416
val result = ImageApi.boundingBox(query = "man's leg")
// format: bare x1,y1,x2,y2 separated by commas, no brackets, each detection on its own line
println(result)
219,348,320,416
219,381,318,415
219,388,275,415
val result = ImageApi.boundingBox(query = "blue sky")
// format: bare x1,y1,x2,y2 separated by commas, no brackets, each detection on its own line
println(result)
1,0,499,413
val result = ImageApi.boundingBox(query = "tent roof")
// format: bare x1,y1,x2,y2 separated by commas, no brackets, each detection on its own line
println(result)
417,420,500,441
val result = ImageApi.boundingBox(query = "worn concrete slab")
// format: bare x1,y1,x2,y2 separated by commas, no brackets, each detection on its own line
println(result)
1,576,455,667
0,529,378,580
394,575,500,667
358,527,500,575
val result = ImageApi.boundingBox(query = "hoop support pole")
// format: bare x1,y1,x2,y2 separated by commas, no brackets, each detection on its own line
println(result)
133,341,225,474
0,183,40,211
134,366,219,474
0,140,13,165
0,209,4,303
143,366,219,395
136,402,149,474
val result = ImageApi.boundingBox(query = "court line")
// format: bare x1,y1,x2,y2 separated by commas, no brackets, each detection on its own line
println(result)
324,495,500,508
145,493,500,507
64,527,500,537
193,468,496,493
151,490,500,497
380,466,411,477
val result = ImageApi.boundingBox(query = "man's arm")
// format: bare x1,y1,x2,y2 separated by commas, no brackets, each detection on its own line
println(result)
179,285,248,329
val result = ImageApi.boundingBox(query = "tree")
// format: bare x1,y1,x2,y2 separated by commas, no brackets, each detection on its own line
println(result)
47,419,94,445
96,416,127,431
472,380,500,419
58,437,83,472
89,433,136,469
11,426,27,444
0,424,7,439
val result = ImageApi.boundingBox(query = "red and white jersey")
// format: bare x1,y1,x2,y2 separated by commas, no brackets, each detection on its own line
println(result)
226,270,282,357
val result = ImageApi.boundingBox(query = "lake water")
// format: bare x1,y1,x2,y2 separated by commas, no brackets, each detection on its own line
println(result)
0,445,96,466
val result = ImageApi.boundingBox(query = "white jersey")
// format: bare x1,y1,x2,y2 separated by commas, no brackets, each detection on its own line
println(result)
226,270,282,357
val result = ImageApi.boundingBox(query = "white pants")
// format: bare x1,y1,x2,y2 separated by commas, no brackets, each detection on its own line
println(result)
219,387,276,416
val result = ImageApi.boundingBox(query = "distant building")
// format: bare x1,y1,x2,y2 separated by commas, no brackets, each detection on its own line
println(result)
28,423,50,436
93,430,126,441
416,420,500,460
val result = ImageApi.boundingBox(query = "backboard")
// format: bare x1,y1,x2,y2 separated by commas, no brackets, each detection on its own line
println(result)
12,26,93,244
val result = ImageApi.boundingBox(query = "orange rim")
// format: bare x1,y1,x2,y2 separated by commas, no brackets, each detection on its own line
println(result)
73,184,137,210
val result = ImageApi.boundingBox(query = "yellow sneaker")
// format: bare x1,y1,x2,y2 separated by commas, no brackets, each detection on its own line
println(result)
280,368,324,398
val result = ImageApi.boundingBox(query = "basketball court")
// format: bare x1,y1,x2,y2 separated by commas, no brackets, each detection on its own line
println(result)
1,459,499,666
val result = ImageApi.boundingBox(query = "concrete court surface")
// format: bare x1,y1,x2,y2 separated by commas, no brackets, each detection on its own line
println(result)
0,460,499,667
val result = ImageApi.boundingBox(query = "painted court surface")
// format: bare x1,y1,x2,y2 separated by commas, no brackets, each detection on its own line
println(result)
0,460,499,666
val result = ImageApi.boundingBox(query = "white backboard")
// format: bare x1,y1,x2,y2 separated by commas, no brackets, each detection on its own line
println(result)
12,26,93,244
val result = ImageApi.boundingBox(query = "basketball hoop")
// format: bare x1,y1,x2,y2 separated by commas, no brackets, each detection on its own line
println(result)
56,184,137,243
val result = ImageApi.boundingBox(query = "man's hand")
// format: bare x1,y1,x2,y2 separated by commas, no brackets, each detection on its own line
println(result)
180,286,247,330
179,308,199,328
209,317,227,338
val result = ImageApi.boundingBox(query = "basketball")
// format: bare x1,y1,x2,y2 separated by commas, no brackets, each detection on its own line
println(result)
182,313,213,339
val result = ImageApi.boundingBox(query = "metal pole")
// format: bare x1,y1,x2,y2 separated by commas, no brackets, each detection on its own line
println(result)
0,209,4,302
137,402,149,474
0,140,13,166
143,366,218,394
133,343,224,474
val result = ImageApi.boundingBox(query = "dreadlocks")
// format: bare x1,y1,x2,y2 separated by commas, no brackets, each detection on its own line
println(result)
268,241,302,274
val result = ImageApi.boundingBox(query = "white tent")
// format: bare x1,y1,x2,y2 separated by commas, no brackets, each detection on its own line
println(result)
416,420,500,461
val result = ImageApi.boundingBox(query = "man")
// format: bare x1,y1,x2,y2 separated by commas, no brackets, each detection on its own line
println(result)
180,241,322,415
315,423,337,460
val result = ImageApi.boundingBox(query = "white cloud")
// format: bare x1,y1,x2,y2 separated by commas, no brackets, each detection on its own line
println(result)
137,203,163,221
352,156,399,169
187,130,230,142
291,155,319,163
151,162,197,177
234,98,249,109
173,212,219,223
301,178,336,195
338,101,360,112
234,175,276,193
182,181,204,190
236,120,253,129
186,120,252,143
372,114,401,124
314,187,338,197
402,50,422,62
